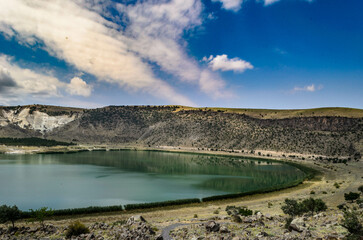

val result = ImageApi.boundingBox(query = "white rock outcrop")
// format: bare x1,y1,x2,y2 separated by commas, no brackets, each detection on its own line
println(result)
0,108,77,133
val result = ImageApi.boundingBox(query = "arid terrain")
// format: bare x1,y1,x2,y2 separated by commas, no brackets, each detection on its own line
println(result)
0,148,362,240
0,105,362,239
1,105,363,159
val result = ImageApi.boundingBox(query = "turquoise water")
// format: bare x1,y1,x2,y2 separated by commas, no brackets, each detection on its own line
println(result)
0,151,305,210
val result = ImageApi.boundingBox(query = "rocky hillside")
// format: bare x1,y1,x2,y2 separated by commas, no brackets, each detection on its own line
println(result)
0,105,362,158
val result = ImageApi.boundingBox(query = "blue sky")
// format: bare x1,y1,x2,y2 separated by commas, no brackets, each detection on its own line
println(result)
0,0,362,109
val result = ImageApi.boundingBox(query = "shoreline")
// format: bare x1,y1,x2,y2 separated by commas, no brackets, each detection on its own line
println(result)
0,145,361,239
0,145,320,217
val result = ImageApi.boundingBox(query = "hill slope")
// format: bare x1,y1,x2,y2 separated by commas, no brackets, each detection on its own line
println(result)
0,105,362,158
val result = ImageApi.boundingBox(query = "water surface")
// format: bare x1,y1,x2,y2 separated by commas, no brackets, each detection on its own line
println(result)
0,150,305,210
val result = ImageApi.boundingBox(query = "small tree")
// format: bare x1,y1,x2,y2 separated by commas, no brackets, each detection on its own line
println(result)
341,209,363,239
344,192,360,203
281,199,304,217
29,207,54,228
301,198,327,216
0,205,22,228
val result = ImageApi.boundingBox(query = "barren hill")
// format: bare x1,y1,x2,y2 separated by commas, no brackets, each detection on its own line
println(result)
0,105,362,158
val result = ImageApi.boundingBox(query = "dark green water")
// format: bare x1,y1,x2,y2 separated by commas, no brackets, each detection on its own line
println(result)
0,151,305,210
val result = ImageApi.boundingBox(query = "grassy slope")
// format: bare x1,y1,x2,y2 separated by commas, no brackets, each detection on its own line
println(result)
173,106,363,119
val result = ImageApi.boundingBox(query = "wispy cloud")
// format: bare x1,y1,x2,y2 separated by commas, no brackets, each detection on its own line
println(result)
211,0,244,12
292,84,323,93
203,55,253,73
213,0,313,11
0,0,234,105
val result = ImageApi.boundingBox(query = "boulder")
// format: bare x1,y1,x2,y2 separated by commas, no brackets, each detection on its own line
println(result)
219,225,229,233
289,217,306,232
126,215,147,225
205,221,220,232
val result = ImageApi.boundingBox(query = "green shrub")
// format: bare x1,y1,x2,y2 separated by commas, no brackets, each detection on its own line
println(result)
225,206,253,216
29,207,54,228
281,199,304,217
239,207,253,216
344,192,360,202
301,198,327,216
213,210,219,214
322,191,327,194
310,191,315,194
193,214,198,218
334,182,340,189
340,210,363,239
66,221,89,238
267,202,273,208
0,205,22,228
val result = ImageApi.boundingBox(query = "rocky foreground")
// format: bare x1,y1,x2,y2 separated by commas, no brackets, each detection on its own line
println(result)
0,203,361,240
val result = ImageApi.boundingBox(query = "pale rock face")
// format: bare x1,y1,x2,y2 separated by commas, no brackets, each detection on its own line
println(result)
0,108,77,133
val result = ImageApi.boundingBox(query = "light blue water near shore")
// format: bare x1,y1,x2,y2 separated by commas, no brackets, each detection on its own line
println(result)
0,151,305,210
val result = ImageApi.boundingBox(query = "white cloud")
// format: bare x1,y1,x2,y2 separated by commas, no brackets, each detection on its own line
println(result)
203,55,253,73
292,84,323,93
0,55,63,98
67,77,92,97
0,0,235,105
211,0,244,11
263,0,280,6
0,55,94,105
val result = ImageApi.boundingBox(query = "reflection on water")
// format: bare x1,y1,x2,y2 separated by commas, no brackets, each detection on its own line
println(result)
0,151,305,210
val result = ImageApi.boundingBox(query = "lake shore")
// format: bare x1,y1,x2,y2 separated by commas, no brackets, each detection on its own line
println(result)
0,144,362,239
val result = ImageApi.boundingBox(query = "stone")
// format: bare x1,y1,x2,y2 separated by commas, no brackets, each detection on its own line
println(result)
205,221,220,232
127,215,147,225
289,217,306,232
220,226,229,233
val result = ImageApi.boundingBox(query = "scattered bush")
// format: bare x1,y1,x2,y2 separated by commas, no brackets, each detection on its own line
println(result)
344,192,360,203
66,221,89,238
301,198,327,216
310,191,315,195
213,210,219,214
322,191,327,194
267,202,273,208
193,214,198,218
124,198,200,210
0,205,22,228
334,182,340,189
0,137,75,147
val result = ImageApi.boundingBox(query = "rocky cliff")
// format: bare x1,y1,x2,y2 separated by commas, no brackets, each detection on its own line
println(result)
0,105,362,157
